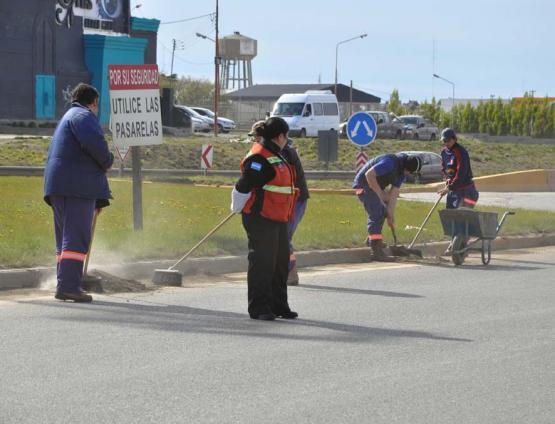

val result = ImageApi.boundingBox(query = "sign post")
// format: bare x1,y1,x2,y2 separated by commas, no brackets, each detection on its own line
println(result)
109,64,163,231
346,111,378,171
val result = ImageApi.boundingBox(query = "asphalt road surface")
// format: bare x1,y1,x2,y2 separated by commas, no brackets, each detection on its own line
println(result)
401,191,555,212
1,247,554,424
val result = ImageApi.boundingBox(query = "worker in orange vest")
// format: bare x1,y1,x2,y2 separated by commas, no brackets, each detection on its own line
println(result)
231,117,298,320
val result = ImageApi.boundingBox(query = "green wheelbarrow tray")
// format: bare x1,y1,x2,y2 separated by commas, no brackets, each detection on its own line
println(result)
438,208,515,265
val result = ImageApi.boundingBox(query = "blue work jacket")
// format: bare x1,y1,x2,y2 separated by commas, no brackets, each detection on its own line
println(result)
44,103,114,204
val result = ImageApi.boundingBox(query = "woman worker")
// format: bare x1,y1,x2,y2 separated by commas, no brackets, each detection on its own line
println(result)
248,121,310,286
231,117,298,321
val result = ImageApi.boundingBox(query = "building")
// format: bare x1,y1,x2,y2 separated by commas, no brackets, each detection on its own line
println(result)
0,1,159,124
225,83,382,126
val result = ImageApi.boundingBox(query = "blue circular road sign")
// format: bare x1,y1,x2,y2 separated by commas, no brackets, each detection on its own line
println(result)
346,112,378,146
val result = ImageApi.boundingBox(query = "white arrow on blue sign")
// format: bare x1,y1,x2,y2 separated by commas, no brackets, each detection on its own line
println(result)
346,111,378,146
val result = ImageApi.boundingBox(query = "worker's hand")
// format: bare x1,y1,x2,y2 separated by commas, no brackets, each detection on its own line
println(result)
437,185,449,196
230,188,251,214
381,191,390,204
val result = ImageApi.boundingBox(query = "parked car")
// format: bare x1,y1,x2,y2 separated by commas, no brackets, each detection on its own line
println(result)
191,107,236,133
399,115,439,140
174,105,214,132
339,111,405,139
400,150,443,183
271,90,340,137
172,106,211,132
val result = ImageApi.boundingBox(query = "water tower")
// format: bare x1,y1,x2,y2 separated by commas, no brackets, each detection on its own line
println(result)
219,32,257,90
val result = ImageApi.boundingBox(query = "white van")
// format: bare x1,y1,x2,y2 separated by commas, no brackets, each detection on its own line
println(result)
271,91,340,137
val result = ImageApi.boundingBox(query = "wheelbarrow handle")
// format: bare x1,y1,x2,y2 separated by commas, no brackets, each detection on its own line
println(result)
496,211,515,235
408,193,445,249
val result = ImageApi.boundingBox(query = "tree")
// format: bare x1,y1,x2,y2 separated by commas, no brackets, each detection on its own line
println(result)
159,74,214,106
387,89,405,116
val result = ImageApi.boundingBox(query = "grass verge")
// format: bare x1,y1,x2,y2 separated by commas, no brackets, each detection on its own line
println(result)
1,176,554,268
0,134,554,178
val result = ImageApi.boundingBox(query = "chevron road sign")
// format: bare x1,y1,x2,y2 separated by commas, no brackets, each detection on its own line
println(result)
355,149,368,172
201,144,213,169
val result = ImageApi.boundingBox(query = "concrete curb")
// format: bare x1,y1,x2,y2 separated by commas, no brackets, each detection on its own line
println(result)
1,233,554,290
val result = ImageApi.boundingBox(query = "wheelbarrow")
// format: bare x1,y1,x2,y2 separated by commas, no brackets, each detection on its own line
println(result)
439,208,515,266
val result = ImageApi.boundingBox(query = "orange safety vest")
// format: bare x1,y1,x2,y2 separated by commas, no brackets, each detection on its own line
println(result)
240,142,297,223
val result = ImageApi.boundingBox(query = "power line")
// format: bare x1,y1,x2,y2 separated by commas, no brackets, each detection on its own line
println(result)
160,13,215,25
158,40,212,66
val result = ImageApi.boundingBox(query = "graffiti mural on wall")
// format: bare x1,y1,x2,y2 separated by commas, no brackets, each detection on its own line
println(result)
55,0,130,33
55,0,76,28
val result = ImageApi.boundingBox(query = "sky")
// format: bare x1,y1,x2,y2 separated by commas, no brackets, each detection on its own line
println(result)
133,0,554,103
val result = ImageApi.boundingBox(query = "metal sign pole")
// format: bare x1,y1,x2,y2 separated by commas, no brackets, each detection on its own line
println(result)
132,146,143,231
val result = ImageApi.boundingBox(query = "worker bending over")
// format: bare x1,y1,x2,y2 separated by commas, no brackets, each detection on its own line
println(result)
353,153,421,260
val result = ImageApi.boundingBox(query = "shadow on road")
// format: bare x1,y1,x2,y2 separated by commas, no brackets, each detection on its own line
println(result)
398,257,544,272
22,298,471,344
299,283,423,298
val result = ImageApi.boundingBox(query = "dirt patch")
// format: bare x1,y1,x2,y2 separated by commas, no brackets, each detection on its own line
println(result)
83,270,149,293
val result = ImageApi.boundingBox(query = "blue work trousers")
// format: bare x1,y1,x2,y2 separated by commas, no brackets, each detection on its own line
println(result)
287,200,307,264
447,185,479,209
357,190,386,240
50,196,95,294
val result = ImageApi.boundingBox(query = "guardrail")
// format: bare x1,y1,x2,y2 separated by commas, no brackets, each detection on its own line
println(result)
0,166,356,180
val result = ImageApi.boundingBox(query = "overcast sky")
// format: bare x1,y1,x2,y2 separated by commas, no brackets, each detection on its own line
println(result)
134,0,554,102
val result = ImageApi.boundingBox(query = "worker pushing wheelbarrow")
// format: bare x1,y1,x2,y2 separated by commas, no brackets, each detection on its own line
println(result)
439,208,515,265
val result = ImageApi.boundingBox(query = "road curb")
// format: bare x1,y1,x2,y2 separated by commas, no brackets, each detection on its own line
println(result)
1,233,554,290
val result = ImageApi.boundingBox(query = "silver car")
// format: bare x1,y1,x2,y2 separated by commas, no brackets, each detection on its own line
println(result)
399,115,439,141
400,150,443,183
191,107,236,133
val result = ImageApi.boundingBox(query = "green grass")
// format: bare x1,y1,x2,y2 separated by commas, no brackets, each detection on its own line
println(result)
1,176,554,268
0,134,554,177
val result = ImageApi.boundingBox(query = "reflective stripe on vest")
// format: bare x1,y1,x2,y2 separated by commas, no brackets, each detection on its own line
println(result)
262,184,294,194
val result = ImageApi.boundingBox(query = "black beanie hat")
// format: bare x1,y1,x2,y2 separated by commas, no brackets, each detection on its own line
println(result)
404,156,421,174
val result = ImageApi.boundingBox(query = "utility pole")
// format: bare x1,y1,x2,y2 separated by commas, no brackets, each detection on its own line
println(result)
349,80,353,117
213,0,220,136
170,38,176,77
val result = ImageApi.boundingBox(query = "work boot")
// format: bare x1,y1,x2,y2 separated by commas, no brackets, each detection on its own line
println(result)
275,310,298,319
55,291,93,303
370,240,395,262
287,262,299,286
250,313,276,321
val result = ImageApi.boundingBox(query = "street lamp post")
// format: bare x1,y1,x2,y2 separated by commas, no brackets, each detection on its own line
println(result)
433,73,455,128
335,33,367,99
195,5,220,137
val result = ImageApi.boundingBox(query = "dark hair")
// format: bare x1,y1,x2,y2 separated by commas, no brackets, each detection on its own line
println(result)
248,120,265,137
404,155,422,174
71,83,99,107
260,117,289,140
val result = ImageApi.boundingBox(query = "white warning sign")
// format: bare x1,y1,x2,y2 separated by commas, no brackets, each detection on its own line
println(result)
108,64,163,159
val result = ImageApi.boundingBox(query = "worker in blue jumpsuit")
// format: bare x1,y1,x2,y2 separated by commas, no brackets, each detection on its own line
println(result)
353,153,422,260
438,128,479,208
44,83,114,303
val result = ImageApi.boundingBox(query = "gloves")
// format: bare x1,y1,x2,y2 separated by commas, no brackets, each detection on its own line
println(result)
230,188,251,214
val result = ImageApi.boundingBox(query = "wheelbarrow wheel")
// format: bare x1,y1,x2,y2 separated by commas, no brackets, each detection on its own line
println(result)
481,240,491,265
451,234,466,266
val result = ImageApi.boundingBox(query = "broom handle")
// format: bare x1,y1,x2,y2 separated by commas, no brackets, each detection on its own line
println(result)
408,193,444,249
83,209,99,277
389,223,398,245
169,212,235,270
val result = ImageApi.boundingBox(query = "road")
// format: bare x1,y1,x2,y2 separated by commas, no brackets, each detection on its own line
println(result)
401,191,555,212
1,247,554,424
